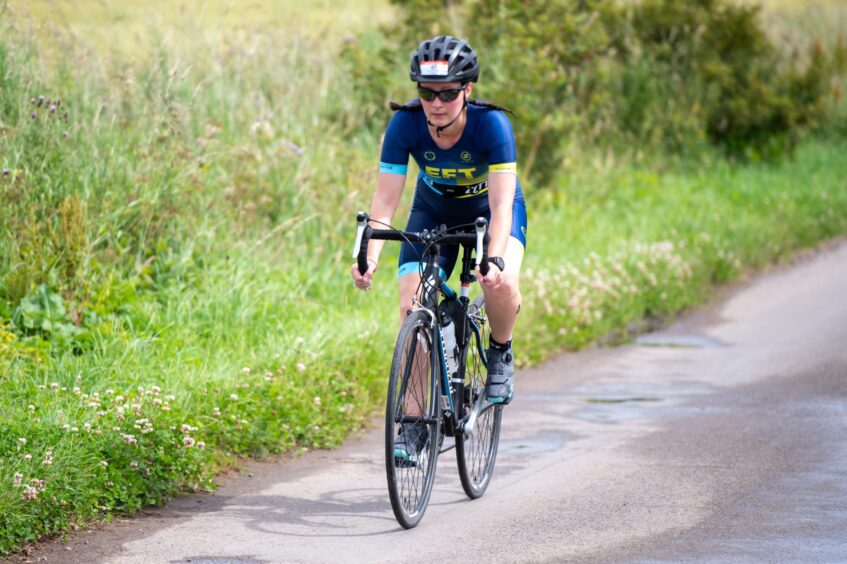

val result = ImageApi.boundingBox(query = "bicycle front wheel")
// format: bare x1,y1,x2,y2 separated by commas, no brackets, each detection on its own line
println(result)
456,295,502,499
385,309,441,529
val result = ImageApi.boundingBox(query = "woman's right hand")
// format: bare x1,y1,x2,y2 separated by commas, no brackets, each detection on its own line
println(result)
351,259,377,291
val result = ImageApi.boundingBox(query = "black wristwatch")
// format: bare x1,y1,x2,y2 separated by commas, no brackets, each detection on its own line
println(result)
487,256,505,272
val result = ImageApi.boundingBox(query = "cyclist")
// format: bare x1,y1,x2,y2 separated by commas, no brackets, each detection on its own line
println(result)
351,35,527,453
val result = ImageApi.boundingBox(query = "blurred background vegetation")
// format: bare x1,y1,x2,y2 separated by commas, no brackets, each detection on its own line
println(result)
1,0,846,554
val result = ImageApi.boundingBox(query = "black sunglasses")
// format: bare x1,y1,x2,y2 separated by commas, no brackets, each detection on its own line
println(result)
417,84,467,103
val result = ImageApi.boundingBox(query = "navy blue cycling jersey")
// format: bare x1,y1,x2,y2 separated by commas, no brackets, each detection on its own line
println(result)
380,102,522,203
379,102,527,278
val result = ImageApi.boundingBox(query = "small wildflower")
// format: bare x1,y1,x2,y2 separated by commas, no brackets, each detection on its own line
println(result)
24,454,32,461
99,460,108,468
161,403,170,412
183,436,196,448
2,168,9,177
50,382,59,391
13,473,23,487
130,461,139,469
18,438,27,446
296,363,306,372
23,485,38,501
212,407,221,417
230,394,238,401
180,423,192,434
43,449,53,466
242,367,251,374
197,441,205,449
73,386,81,395
294,337,305,346
28,405,35,412
151,385,161,395
313,396,321,406
63,424,71,431
37,95,45,106
106,389,114,395
31,111,37,119
71,427,79,433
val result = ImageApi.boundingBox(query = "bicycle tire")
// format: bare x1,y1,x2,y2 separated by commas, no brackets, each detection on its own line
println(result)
385,309,441,529
456,295,502,499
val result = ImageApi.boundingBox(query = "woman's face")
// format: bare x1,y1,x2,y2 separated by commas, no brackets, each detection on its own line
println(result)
418,81,472,129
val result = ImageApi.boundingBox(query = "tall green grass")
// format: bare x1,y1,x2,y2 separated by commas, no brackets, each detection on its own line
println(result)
1,0,847,555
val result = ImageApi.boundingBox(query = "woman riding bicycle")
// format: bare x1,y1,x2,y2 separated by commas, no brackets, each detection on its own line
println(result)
351,35,527,406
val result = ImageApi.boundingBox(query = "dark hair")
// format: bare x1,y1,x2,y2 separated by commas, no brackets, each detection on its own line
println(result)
389,98,514,115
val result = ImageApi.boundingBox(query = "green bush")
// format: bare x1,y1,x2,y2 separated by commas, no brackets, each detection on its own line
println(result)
344,0,847,182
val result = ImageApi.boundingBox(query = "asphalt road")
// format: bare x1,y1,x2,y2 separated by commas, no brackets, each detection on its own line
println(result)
16,240,847,563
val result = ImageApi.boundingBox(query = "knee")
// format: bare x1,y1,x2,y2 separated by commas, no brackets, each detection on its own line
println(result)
495,270,521,299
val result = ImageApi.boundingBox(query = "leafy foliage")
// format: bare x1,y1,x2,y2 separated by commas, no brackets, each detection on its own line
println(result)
343,0,847,183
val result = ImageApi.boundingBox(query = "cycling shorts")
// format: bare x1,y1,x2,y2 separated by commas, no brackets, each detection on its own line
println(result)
398,189,527,281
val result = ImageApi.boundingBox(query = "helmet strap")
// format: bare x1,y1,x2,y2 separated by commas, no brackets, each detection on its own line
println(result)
427,92,468,138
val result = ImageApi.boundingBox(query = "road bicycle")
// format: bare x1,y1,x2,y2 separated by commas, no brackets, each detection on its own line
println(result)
353,212,504,529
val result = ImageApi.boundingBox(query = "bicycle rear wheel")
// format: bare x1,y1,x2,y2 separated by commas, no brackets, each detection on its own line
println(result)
456,295,502,499
385,309,441,529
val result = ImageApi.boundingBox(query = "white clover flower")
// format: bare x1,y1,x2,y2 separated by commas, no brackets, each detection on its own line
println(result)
230,394,238,401
28,405,35,412
242,367,251,374
151,385,161,395
63,424,70,431
183,436,195,448
313,396,321,406
294,337,305,346
130,461,139,469
161,403,170,412
73,387,81,395
50,383,59,391
197,441,205,449
99,460,108,468
296,363,306,372
106,389,114,395
13,473,23,487
17,437,26,445
24,454,32,461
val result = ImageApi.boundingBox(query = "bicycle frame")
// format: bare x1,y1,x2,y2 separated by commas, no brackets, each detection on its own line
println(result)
418,239,493,444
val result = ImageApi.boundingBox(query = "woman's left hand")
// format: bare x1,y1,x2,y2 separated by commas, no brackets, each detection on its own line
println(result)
476,262,504,291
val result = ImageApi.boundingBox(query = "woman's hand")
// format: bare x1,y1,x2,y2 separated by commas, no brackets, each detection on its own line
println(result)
476,259,504,291
351,259,378,291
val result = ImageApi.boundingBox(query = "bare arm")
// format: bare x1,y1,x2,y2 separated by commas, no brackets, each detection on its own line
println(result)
486,171,517,258
366,172,407,267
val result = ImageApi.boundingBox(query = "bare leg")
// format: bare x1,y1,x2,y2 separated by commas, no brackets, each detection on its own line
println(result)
399,273,427,416
481,237,524,344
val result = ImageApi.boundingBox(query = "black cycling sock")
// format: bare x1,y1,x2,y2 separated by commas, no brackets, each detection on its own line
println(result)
489,336,512,351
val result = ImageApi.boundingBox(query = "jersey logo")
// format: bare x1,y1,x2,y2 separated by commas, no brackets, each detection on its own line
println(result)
424,151,437,161
424,166,478,180
460,151,472,161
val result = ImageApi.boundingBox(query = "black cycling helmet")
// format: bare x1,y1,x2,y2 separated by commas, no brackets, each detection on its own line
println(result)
409,35,480,84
